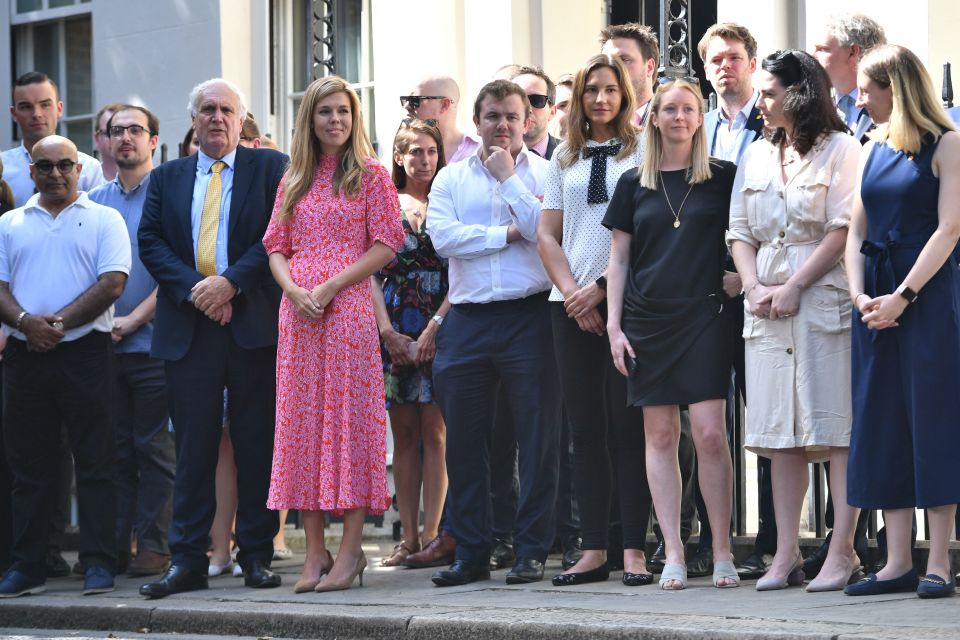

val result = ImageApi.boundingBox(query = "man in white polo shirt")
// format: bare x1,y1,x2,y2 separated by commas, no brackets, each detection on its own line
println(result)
0,135,130,599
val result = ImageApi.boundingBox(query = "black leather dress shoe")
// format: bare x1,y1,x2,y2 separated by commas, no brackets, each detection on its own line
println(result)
737,551,773,579
648,542,666,572
560,536,583,570
685,548,713,577
506,558,544,584
552,562,609,586
803,531,831,579
139,565,208,599
489,539,516,570
431,560,490,586
244,560,281,588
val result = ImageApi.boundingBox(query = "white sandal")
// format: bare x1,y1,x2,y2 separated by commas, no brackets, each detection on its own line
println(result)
713,559,740,588
659,563,687,590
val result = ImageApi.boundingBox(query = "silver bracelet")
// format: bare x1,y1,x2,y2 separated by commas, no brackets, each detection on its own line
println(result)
15,310,28,332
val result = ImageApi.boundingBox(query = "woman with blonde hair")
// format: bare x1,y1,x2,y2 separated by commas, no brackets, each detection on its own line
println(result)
844,44,960,599
371,118,449,567
263,75,405,593
728,49,861,592
603,79,738,590
538,54,653,587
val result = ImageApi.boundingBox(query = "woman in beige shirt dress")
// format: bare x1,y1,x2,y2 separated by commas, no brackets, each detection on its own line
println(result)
728,50,862,592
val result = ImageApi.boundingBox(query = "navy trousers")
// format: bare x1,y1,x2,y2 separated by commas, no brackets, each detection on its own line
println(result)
164,318,278,573
433,293,561,567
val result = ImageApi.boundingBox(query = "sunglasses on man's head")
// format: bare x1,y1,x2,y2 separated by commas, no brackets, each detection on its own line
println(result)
527,94,551,109
399,95,445,110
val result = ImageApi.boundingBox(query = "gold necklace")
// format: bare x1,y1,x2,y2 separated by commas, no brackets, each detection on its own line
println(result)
658,171,694,228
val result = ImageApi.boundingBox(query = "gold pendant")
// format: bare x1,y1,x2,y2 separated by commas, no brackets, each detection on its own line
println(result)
673,220,680,228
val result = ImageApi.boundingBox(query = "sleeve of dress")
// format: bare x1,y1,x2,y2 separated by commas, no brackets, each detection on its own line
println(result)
726,151,760,249
823,135,859,233
262,177,293,257
364,161,405,252
542,146,565,211
601,169,637,232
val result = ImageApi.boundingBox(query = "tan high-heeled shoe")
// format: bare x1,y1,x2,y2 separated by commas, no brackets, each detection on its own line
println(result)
805,553,863,592
294,549,334,593
314,553,367,592
756,552,804,591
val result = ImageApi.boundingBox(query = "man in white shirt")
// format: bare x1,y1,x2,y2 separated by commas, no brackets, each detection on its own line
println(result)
599,23,659,126
812,14,887,142
0,135,130,599
427,80,560,587
2,72,105,207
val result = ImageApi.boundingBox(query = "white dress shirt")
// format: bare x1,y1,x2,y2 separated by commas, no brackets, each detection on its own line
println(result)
0,143,105,208
713,92,760,162
426,147,551,304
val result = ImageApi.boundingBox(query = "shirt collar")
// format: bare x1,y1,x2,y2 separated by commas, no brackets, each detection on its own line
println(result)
197,147,237,173
529,135,549,157
113,172,151,196
24,191,93,215
719,91,759,124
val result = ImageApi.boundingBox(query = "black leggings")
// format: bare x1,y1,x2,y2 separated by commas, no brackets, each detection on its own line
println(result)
551,303,651,550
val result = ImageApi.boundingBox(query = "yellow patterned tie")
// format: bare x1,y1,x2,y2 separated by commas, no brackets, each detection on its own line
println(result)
197,160,225,276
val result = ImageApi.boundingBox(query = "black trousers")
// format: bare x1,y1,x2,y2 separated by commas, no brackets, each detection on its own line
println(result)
115,352,175,555
551,303,651,550
3,332,118,581
164,318,278,573
433,293,560,567
0,365,10,574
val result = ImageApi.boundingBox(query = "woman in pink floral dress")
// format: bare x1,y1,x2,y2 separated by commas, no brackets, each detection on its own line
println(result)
263,76,404,593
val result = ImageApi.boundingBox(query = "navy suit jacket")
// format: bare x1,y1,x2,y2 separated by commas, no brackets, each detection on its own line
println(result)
544,134,560,161
138,145,287,361
704,103,765,164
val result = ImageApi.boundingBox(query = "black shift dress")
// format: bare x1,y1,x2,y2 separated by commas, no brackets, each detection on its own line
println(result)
602,160,736,406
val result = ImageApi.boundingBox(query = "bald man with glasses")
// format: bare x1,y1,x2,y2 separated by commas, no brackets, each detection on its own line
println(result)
401,75,480,164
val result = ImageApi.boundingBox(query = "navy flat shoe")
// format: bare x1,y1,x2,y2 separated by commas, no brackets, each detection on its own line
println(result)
917,574,956,599
844,568,919,596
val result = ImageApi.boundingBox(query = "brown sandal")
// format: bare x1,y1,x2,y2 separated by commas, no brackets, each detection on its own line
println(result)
380,540,420,567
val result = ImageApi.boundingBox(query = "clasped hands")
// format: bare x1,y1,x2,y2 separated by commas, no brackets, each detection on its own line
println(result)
286,280,338,321
564,281,606,335
192,276,237,325
747,282,800,320
856,293,904,330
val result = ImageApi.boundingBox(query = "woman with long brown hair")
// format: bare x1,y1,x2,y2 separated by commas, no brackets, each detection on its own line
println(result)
262,75,405,593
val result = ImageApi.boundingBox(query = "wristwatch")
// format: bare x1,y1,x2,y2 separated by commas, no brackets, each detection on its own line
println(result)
431,314,444,326
896,284,918,304
51,320,64,331
595,275,607,291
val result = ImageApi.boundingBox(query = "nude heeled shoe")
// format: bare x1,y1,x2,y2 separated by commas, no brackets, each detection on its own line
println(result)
293,549,334,593
756,553,805,591
314,553,367,592
805,554,863,592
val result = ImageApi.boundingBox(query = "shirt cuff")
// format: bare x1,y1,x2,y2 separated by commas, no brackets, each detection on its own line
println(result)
497,174,528,204
485,225,509,249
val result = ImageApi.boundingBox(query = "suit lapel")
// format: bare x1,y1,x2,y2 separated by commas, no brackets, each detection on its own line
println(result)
229,146,255,238
738,106,765,162
177,155,199,256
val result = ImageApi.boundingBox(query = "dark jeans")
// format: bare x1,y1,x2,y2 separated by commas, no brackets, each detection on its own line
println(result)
115,352,175,556
551,303,650,550
3,332,118,581
433,293,561,567
164,318,278,573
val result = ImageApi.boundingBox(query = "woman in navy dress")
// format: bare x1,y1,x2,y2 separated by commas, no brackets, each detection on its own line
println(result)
845,44,960,599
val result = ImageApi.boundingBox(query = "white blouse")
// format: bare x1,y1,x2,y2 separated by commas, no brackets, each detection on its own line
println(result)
542,134,645,302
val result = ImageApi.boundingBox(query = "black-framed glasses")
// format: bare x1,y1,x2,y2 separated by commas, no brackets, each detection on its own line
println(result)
109,124,153,138
400,95,446,110
400,117,439,128
527,94,550,109
32,159,77,175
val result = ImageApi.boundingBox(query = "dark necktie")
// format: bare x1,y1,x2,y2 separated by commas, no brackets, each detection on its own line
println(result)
582,143,622,204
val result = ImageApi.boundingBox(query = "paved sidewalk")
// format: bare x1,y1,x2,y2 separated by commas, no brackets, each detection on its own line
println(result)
1,540,958,640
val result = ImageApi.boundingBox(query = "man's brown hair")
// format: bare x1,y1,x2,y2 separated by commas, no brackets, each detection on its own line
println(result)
697,23,758,62
599,23,659,63
473,79,531,119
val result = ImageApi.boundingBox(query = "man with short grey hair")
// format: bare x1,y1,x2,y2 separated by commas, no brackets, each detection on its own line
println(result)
137,78,286,598
812,13,887,141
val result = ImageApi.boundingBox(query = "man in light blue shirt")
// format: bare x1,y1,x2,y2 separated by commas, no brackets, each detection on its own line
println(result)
88,105,175,579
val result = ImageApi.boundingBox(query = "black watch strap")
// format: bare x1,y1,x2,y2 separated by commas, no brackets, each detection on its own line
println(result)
897,285,918,304
595,275,607,291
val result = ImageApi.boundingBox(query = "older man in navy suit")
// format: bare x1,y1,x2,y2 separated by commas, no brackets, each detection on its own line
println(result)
137,78,286,598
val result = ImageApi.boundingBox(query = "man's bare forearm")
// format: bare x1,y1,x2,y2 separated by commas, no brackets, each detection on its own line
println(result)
55,271,128,330
0,282,25,327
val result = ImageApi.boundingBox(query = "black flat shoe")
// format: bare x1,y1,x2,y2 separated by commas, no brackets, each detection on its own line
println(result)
139,565,208,599
686,548,713,578
622,571,655,586
917,574,956,599
244,560,281,588
506,557,544,584
844,568,919,596
431,560,490,587
551,562,609,586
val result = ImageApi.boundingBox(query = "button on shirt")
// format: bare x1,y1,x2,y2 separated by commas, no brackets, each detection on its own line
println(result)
426,147,551,304
88,175,156,354
0,192,131,341
0,143,106,208
191,149,236,275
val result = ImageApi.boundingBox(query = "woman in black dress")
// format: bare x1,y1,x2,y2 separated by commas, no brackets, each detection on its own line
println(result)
604,79,737,590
